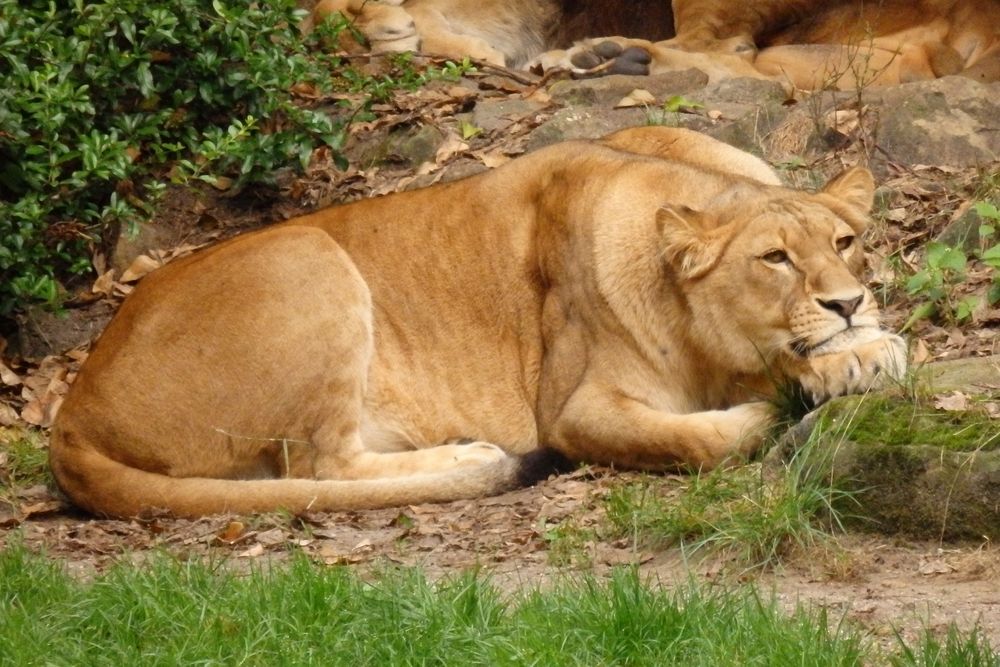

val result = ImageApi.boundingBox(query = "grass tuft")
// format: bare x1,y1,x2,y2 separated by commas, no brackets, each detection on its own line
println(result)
605,431,855,571
0,427,53,502
891,625,1000,667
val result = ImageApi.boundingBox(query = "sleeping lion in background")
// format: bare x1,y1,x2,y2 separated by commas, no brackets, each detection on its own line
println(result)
312,0,1000,89
50,126,906,518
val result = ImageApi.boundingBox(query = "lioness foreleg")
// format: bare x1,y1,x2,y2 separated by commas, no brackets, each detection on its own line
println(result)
550,385,776,471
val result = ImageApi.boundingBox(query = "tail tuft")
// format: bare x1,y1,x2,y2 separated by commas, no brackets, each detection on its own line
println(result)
514,447,574,486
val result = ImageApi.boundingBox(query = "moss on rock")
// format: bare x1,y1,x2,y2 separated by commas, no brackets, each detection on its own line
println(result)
778,364,1000,540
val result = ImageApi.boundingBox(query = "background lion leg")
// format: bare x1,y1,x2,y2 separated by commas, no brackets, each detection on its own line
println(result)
667,0,816,55
406,6,508,65
549,385,776,471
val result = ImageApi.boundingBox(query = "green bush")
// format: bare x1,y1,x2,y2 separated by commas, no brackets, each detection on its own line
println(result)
0,0,382,319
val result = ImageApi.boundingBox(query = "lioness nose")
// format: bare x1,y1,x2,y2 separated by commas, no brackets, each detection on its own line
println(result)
818,295,863,319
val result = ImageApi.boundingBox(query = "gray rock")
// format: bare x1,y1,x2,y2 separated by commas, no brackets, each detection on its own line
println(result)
547,70,709,107
525,107,651,151
700,76,788,105
769,355,1000,540
471,98,549,133
868,76,1000,166
357,124,446,169
935,200,999,253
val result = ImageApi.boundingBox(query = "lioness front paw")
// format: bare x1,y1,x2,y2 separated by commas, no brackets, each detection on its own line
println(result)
800,330,907,404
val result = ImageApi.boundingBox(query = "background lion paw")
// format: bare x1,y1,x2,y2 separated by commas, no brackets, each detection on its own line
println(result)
533,40,652,76
800,331,908,404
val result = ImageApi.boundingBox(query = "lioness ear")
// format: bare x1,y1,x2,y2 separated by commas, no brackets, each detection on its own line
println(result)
657,205,723,280
822,166,875,219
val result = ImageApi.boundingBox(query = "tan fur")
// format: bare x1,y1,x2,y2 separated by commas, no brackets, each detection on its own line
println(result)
50,127,906,518
311,0,1000,88
669,0,1000,88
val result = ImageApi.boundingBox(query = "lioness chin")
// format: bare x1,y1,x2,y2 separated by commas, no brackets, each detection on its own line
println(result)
49,127,906,518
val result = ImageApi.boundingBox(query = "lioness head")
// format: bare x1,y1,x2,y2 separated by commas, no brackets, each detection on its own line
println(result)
659,167,877,372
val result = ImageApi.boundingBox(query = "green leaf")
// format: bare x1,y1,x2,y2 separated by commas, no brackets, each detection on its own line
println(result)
988,280,1000,305
136,61,154,97
954,295,980,322
901,301,937,332
982,244,1000,269
459,120,482,140
905,271,933,295
926,242,966,273
974,200,1000,221
663,95,704,113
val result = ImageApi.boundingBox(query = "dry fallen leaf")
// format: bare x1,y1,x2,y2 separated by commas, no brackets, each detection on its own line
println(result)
918,558,956,575
0,360,21,387
434,132,469,164
473,150,511,169
20,395,62,428
216,520,247,544
19,499,65,519
614,88,656,108
911,338,931,365
120,255,162,283
237,543,266,558
91,269,116,296
211,176,234,191
0,403,19,427
933,390,970,412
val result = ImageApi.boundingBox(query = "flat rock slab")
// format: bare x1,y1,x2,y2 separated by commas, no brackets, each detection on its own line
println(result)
771,355,1000,540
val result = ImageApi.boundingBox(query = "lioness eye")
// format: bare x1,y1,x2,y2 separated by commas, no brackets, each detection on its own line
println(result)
835,235,855,252
761,249,789,264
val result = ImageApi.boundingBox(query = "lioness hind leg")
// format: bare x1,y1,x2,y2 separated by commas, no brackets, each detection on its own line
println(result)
312,439,509,480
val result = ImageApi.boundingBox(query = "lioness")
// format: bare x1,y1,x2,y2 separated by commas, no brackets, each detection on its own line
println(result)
50,127,906,518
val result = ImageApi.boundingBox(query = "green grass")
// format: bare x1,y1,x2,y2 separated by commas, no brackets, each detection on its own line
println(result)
1,545,996,666
891,626,1000,667
605,437,851,570
542,517,597,568
0,427,52,502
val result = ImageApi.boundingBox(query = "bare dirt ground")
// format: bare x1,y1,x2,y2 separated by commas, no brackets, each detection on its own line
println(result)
2,63,999,650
